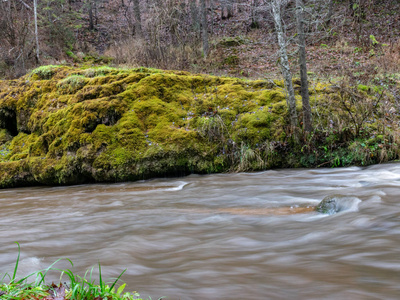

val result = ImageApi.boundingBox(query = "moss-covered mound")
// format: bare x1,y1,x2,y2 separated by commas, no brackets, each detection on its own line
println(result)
0,65,399,188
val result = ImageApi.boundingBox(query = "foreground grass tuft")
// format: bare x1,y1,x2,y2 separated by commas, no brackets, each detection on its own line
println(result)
0,243,145,300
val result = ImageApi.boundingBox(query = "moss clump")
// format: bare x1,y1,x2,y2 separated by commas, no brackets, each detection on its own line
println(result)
30,65,62,80
0,65,399,188
217,36,247,47
57,75,88,94
0,129,12,145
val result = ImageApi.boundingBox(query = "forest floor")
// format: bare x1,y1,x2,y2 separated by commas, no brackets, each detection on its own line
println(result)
66,1,400,84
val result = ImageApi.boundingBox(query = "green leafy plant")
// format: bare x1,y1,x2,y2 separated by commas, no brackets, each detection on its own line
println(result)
0,243,145,300
370,34,379,46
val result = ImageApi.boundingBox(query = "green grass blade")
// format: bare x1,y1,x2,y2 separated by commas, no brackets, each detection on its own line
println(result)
109,269,126,291
11,242,20,283
98,263,103,293
37,258,73,286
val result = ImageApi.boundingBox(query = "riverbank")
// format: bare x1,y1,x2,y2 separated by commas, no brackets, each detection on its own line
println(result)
0,65,399,188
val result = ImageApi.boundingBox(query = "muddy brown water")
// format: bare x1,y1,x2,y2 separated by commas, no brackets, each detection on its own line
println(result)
1,163,400,299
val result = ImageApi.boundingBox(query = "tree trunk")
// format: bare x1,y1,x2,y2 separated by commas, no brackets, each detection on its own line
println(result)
94,0,98,26
271,0,297,127
296,0,312,132
88,0,94,30
33,0,40,63
201,0,209,58
132,0,142,37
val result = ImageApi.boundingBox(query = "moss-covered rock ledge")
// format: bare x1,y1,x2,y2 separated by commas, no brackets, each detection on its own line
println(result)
0,65,399,188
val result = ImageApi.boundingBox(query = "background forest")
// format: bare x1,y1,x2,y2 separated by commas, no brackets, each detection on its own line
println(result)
1,0,399,81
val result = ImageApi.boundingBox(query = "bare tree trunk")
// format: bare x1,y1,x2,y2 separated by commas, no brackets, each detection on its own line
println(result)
33,0,40,63
132,0,142,37
201,0,209,58
296,0,312,132
88,0,94,30
94,0,98,26
271,0,297,127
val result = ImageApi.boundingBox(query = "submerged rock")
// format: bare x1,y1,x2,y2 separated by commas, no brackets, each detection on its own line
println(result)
315,195,361,215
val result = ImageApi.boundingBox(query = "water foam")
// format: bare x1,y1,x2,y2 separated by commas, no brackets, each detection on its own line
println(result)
165,181,188,191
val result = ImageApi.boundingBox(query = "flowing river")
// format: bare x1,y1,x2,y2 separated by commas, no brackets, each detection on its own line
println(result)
1,163,400,299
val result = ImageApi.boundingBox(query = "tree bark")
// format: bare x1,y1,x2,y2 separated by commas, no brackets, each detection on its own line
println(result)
132,0,142,37
296,0,312,132
88,0,94,30
271,0,297,127
33,0,40,63
201,0,209,58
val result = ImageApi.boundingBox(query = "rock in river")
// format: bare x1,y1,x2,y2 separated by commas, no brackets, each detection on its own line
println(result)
315,195,361,215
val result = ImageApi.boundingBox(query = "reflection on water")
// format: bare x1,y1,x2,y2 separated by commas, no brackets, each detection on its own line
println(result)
1,164,400,299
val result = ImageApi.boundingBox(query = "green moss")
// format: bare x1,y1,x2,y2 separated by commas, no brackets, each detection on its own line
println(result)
30,65,62,80
0,65,399,188
82,66,127,78
8,132,41,161
0,160,34,188
0,143,11,162
272,100,287,114
233,108,277,146
57,75,88,94
250,80,274,89
217,36,247,47
0,129,12,145
66,50,79,62
256,90,285,106
357,84,370,92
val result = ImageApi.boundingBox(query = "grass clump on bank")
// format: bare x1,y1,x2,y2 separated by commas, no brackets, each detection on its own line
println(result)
0,243,144,300
0,65,399,188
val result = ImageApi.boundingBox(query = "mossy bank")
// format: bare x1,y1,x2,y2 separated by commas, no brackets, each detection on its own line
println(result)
0,65,399,188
